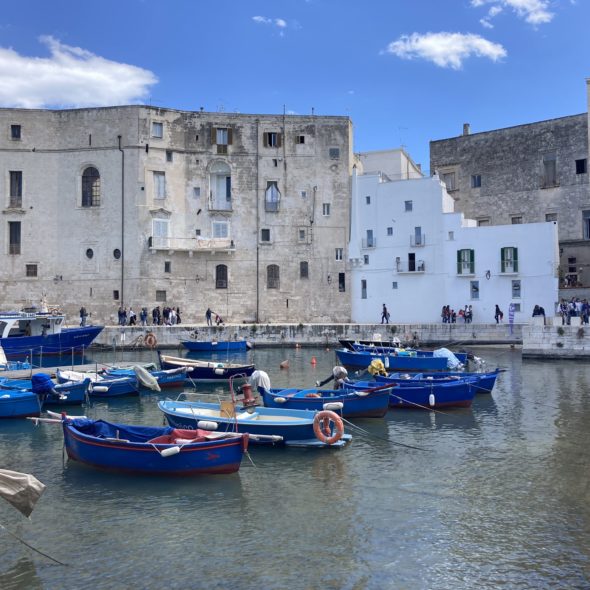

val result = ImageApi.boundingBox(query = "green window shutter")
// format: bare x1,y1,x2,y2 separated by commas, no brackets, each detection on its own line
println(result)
457,250,462,274
513,247,518,272
469,249,475,274
501,247,506,273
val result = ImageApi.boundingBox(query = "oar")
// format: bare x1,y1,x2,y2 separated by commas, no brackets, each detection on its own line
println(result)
351,381,397,397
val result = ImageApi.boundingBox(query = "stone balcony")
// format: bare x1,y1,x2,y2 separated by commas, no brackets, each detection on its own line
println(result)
149,236,236,255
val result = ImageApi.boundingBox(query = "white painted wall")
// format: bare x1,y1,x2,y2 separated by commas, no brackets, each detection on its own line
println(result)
356,149,423,181
350,172,559,324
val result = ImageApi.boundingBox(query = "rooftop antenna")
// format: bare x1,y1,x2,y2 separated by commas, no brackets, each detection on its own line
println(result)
311,107,315,116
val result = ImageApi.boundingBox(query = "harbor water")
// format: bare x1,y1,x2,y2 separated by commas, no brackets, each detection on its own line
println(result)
1,346,589,589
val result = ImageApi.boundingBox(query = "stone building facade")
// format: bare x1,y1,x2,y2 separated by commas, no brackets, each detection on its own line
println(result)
430,91,590,292
0,106,353,324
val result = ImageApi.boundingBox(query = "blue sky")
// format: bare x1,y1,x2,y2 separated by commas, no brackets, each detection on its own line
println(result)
0,0,588,171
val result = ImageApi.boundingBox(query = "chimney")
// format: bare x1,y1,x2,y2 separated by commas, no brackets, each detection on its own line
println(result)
463,123,471,136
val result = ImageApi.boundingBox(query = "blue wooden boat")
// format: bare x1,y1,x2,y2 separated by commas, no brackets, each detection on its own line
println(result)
62,418,249,475
158,400,351,448
104,366,188,388
346,379,477,409
0,374,90,405
259,384,391,418
375,369,501,394
0,309,103,358
0,389,42,418
336,348,450,371
157,351,255,382
181,340,250,352
350,343,469,365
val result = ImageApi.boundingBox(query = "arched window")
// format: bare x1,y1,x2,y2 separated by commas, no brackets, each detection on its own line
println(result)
209,161,231,210
82,167,101,207
267,264,280,289
216,264,228,289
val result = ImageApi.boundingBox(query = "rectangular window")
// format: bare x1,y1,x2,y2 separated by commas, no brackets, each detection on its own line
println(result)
264,132,281,148
300,190,307,198
8,221,21,255
365,229,375,248
152,219,169,248
365,196,371,204
300,261,309,279
471,174,481,188
329,148,340,159
11,125,21,140
152,122,163,138
193,187,200,198
265,181,281,212
298,228,306,242
338,273,345,292
583,211,590,239
501,247,519,273
212,127,232,154
448,231,454,240
216,128,228,145
164,261,171,273
575,159,587,175
512,280,521,298
470,280,479,300
335,248,343,261
9,171,22,207
477,218,490,226
153,172,166,199
457,249,475,274
361,279,367,299
442,172,456,191
261,228,271,242
404,200,413,212
511,216,522,224
166,150,173,162
113,290,120,300
363,255,369,264
392,281,398,289
322,203,331,216
212,221,229,238
512,303,521,312
156,290,167,302
387,227,393,236
26,264,37,277
542,154,557,187
296,135,305,144
545,213,557,222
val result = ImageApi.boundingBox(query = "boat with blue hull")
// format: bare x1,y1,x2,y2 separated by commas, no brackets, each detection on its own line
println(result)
0,310,103,358
346,379,477,409
350,343,469,365
181,340,251,352
0,390,42,418
158,400,351,448
374,370,501,394
336,348,452,371
260,384,391,418
61,418,249,476
0,374,90,405
157,351,255,382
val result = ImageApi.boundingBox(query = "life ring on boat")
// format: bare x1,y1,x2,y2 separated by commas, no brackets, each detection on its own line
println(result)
313,410,344,445
144,333,157,348
305,393,321,398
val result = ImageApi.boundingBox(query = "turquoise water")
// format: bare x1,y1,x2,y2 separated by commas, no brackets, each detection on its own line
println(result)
1,346,589,589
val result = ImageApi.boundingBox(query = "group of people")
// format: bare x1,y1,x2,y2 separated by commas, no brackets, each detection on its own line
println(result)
150,306,182,326
557,297,589,325
441,305,473,323
205,307,224,326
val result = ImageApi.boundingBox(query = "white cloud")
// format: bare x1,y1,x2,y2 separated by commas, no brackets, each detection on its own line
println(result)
383,32,507,69
252,16,272,24
471,0,554,26
252,15,290,35
275,19,287,28
0,36,157,108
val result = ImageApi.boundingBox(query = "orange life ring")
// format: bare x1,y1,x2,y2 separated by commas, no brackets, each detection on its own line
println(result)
312,410,344,445
145,333,157,348
305,393,321,398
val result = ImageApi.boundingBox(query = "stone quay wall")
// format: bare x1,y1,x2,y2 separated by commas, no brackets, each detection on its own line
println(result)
522,315,590,359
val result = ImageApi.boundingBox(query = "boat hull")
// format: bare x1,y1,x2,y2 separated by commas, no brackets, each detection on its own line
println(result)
0,391,41,418
181,340,248,352
336,348,449,371
158,352,255,381
63,420,246,475
376,370,500,394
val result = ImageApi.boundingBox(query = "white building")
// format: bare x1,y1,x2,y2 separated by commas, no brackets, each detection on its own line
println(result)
349,167,559,324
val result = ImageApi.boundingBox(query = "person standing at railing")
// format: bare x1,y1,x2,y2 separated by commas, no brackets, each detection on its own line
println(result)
79,306,88,327
206,307,212,326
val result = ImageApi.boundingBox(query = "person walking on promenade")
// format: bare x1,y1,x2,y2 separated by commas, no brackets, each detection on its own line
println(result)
381,304,390,324
494,305,503,324
206,307,212,326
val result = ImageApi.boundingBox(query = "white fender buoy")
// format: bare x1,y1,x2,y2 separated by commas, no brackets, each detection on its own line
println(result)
384,357,389,368
214,368,225,375
160,446,181,457
92,385,109,393
429,394,436,407
323,402,344,411
196,420,218,430
274,397,287,403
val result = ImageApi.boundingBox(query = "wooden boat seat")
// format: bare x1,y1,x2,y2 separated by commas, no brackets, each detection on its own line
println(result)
235,411,259,420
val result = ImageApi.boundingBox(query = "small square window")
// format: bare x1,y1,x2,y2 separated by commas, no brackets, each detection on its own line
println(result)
265,132,280,147
166,150,173,162
193,187,200,198
298,229,306,242
300,190,307,198
478,219,490,226
195,229,201,236
387,227,393,236
113,290,120,300
26,264,37,277
363,255,369,264
471,174,481,188
366,196,371,204
392,281,398,289
512,280,521,298
576,159,587,175
545,213,557,222
335,248,343,261
322,203,331,216
511,216,522,224
11,125,21,140
512,303,521,312
164,261,171,273
152,122,163,138
404,200,413,212
156,290,167,302
261,229,271,242
448,231,454,240
296,135,305,144
329,148,340,159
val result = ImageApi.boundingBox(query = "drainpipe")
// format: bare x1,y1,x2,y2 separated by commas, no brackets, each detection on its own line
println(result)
255,119,260,322
118,135,125,307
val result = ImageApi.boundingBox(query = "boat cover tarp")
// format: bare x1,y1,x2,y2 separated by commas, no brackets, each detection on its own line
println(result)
31,373,55,395
70,419,173,443
0,469,46,517
432,348,463,369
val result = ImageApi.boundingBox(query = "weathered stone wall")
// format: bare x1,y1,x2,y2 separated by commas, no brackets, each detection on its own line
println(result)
523,318,590,358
